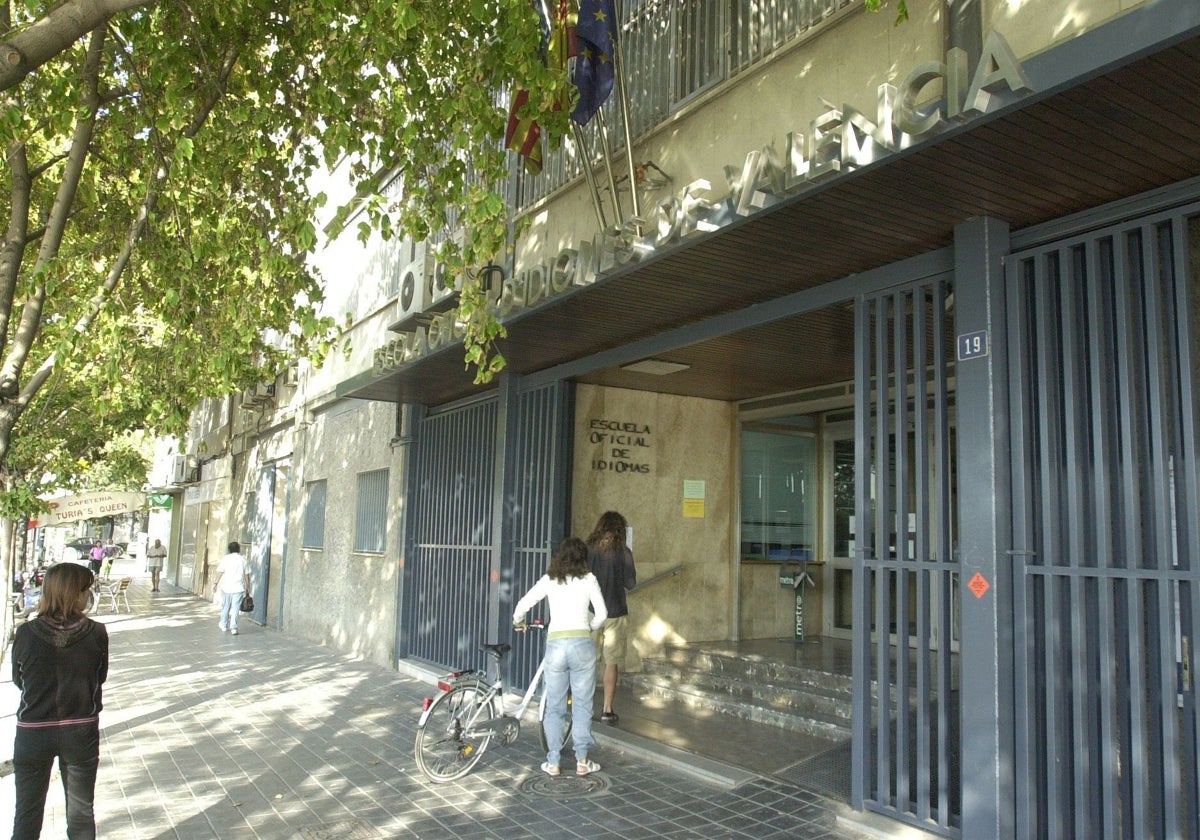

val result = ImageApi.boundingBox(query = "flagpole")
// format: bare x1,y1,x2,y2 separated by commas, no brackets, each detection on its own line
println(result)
595,107,623,223
572,123,609,230
611,0,640,221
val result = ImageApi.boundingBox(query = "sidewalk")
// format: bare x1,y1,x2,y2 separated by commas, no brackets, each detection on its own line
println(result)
1,560,881,839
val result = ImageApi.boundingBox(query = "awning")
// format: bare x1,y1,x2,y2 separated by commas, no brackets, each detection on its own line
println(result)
29,491,147,528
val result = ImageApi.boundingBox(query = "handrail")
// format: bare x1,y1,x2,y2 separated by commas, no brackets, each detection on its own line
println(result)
629,564,683,593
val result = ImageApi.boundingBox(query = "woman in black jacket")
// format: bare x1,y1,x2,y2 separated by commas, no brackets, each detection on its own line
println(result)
11,562,109,840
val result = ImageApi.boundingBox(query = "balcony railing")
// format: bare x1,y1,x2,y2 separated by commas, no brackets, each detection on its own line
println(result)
512,0,859,213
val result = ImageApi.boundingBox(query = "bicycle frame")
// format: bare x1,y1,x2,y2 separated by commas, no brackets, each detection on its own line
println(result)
440,653,549,739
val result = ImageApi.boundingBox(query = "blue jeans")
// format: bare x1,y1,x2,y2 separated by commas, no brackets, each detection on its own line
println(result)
12,721,100,840
542,636,597,766
219,591,242,630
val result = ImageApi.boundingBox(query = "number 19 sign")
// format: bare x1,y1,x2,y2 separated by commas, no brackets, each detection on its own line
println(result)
958,330,988,361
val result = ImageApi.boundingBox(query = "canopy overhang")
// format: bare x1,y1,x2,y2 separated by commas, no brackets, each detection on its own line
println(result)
346,0,1200,408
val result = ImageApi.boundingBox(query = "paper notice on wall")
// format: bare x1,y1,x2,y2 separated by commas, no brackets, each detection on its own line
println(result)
683,480,706,518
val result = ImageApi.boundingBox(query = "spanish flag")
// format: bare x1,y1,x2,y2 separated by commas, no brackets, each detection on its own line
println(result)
506,1,576,176
506,89,543,176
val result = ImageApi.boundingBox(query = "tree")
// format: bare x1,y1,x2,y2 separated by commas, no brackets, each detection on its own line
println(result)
0,1,564,644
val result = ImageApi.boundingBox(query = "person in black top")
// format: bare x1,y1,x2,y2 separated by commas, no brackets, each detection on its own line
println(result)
587,511,637,725
11,562,109,840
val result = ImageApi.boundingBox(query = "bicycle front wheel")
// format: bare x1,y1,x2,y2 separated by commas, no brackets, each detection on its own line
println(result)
414,683,499,782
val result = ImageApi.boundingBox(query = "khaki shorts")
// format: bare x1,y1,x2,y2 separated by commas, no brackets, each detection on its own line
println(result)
592,615,632,669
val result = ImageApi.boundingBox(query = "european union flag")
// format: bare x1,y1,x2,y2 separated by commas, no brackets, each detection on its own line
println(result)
571,0,617,125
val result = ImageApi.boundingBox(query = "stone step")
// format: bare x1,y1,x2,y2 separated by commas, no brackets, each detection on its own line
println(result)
624,671,852,741
658,645,856,696
639,658,853,722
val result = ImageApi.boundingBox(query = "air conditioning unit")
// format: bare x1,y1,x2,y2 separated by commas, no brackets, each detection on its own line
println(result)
239,382,275,409
171,454,198,484
284,364,299,387
395,243,432,324
428,229,469,312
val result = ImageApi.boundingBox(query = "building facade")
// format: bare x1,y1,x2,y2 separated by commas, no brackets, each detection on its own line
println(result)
170,1,1200,836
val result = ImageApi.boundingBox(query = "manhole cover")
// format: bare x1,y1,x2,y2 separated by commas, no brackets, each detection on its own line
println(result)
297,820,381,839
520,772,610,798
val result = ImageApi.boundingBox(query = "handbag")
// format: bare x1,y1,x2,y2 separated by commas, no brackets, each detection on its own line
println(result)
239,593,254,612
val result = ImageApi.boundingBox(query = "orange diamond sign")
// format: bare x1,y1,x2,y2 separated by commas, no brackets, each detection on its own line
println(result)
968,572,990,599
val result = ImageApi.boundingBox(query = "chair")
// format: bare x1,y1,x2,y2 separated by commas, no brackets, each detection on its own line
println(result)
100,577,133,613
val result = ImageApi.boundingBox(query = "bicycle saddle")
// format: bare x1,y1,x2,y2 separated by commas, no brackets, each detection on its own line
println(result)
482,643,511,656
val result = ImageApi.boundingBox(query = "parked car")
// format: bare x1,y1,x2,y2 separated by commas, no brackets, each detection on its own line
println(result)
62,537,100,565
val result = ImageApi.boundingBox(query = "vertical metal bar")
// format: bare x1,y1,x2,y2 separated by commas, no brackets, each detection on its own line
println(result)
1059,245,1096,837
894,289,911,813
913,284,933,824
1114,229,1150,837
1142,223,1181,836
1084,238,1122,840
932,277,953,831
1033,251,1068,836
1169,214,1200,839
875,295,893,806
852,293,873,810
396,404,424,663
1005,255,1036,838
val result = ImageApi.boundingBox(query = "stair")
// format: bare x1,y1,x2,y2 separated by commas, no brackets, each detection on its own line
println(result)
624,644,855,742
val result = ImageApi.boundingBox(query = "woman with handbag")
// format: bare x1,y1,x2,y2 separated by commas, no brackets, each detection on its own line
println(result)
212,541,251,635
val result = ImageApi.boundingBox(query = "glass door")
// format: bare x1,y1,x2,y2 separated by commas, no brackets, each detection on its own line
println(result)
823,418,958,648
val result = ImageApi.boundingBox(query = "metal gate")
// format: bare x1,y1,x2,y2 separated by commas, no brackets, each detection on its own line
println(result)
1006,206,1200,838
404,381,573,684
406,396,498,670
853,273,960,836
505,381,574,688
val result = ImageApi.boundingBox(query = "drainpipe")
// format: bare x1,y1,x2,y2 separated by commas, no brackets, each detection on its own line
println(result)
945,0,983,69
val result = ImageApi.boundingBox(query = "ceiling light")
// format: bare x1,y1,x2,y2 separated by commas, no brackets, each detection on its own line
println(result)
620,359,691,376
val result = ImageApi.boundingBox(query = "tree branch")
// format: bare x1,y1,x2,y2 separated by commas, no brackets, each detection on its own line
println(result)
0,0,151,93
0,27,105,400
0,141,30,358
19,40,241,407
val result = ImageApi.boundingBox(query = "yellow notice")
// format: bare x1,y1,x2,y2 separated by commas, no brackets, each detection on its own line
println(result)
683,479,705,517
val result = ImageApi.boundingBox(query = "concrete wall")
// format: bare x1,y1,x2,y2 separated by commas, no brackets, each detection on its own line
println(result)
983,0,1148,62
284,398,402,669
514,0,1149,276
571,385,737,667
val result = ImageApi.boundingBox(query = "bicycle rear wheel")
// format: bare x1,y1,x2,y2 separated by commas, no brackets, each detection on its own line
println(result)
414,683,498,782
538,689,573,754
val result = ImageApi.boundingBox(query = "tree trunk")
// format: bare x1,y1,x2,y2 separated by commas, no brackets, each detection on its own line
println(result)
0,516,13,656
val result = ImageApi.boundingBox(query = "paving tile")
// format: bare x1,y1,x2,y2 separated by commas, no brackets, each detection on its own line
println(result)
0,570,880,839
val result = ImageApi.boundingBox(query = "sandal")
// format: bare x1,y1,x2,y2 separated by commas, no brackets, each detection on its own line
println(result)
540,761,560,777
576,758,601,776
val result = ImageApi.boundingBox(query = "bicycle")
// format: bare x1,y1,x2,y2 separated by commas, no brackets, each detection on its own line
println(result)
414,621,572,782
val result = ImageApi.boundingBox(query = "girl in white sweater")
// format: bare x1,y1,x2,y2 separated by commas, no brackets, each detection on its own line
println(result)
513,537,608,776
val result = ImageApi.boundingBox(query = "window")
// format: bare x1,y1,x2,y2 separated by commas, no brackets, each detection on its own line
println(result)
354,469,389,553
740,416,817,562
303,480,327,550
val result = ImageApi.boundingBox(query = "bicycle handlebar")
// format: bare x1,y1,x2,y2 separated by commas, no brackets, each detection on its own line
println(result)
512,618,546,633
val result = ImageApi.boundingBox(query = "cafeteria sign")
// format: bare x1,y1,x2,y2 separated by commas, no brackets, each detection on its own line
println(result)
29,491,146,528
